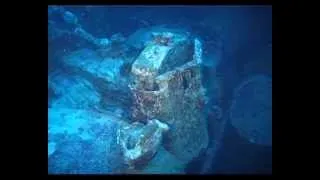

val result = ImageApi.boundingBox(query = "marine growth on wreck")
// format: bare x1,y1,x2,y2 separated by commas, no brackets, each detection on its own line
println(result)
48,6,272,174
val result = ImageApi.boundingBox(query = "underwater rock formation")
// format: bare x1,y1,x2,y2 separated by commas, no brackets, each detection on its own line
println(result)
96,33,129,60
48,108,129,173
48,28,222,174
130,31,193,119
48,71,101,110
230,75,272,146
117,119,169,169
129,31,209,164
155,59,209,163
126,25,190,50
60,48,131,109
48,6,111,49
48,23,224,174
48,6,273,174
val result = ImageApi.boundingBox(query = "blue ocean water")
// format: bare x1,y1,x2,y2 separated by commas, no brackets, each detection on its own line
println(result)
48,5,272,174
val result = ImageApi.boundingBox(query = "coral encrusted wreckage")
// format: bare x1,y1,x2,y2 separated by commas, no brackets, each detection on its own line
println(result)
49,27,212,174
117,31,209,172
49,6,272,174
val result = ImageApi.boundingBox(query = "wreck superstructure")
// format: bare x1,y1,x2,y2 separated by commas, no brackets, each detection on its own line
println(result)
49,7,224,173
116,31,210,171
